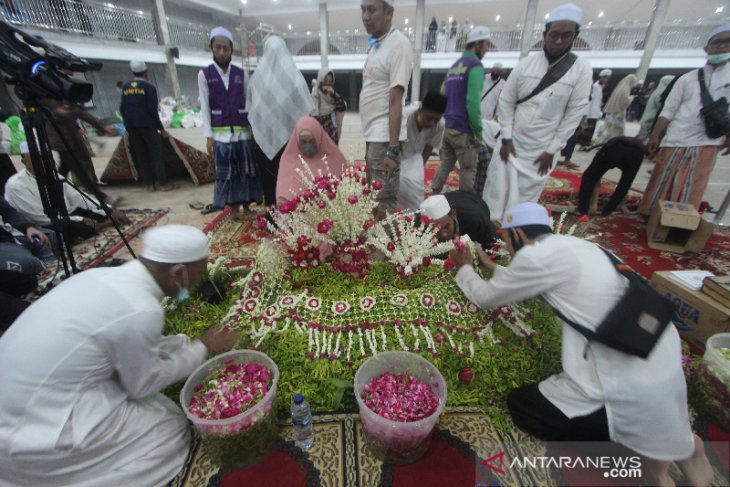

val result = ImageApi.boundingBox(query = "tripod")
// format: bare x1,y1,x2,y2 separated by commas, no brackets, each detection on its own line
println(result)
19,97,136,279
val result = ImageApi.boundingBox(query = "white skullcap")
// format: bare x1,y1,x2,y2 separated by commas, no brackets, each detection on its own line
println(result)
210,26,233,43
492,62,503,69
547,3,582,26
130,60,147,73
467,26,491,44
599,69,612,77
420,195,452,220
708,23,730,44
501,202,550,229
140,225,209,264
19,141,29,155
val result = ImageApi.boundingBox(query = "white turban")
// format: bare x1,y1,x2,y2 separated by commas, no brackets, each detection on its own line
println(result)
547,3,582,26
492,62,503,69
599,69,612,77
420,195,451,220
501,202,550,229
210,26,233,43
140,225,209,264
708,23,730,44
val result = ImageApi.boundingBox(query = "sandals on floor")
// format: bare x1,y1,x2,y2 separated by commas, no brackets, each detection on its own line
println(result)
200,204,218,215
189,202,204,210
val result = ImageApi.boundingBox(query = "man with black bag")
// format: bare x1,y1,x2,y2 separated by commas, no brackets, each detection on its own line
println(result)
450,202,713,487
483,3,592,219
641,23,730,216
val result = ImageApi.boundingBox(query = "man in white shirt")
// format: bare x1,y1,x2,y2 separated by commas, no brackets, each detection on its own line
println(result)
574,68,611,150
483,3,592,219
398,92,446,210
480,63,505,122
450,202,713,487
0,225,240,486
359,0,413,215
5,142,130,242
640,23,730,216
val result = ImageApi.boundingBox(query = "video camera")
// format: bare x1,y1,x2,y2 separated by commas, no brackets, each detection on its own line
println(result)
0,20,101,103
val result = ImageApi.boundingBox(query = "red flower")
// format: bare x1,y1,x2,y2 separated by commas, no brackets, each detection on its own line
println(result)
348,195,359,204
327,192,337,200
443,258,456,271
317,220,333,234
453,238,466,251
280,200,298,214
422,256,431,266
578,214,589,223
372,181,383,190
420,215,431,225
362,187,372,196
363,220,375,230
297,235,311,249
317,200,327,209
458,367,475,384
386,242,396,252
256,215,268,230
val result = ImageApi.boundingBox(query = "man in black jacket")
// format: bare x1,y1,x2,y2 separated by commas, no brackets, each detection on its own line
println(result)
419,191,496,248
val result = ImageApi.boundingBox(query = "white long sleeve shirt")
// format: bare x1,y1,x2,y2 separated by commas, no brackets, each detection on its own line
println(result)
198,63,251,143
480,77,505,121
585,81,604,119
660,62,730,148
455,234,694,460
498,52,592,156
5,169,105,226
0,261,207,486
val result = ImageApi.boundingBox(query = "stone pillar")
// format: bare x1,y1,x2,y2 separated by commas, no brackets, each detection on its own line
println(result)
152,0,180,99
635,0,671,83
319,2,329,71
519,0,539,59
411,0,425,103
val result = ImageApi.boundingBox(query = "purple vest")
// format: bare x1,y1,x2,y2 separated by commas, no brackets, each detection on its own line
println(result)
442,55,482,134
204,64,249,127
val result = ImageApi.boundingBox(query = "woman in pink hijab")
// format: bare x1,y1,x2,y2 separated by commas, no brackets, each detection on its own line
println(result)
275,116,347,206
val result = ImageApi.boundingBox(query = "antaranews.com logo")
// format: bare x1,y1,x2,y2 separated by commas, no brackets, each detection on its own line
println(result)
482,451,642,479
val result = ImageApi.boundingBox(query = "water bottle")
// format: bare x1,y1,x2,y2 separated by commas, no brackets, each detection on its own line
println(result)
291,393,314,449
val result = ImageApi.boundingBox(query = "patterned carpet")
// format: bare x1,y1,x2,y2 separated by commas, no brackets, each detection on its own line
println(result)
171,408,729,487
33,208,168,296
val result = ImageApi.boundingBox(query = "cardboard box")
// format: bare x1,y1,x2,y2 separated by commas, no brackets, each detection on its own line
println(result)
646,201,714,253
653,271,730,351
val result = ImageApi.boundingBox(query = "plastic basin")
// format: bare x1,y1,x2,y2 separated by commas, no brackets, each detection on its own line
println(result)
354,351,447,464
181,350,279,467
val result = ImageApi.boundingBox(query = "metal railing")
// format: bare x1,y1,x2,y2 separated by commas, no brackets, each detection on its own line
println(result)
0,0,723,56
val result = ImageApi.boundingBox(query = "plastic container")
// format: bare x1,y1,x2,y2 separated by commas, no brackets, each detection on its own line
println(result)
354,351,447,464
181,350,279,467
701,333,730,427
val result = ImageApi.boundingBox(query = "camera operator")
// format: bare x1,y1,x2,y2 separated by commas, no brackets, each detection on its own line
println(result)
5,142,130,243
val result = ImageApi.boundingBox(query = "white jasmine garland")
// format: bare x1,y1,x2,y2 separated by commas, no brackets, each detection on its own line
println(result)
334,331,342,357
357,327,366,356
346,330,353,362
395,325,408,351
380,326,387,351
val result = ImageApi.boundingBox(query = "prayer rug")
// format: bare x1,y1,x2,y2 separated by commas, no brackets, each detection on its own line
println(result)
203,207,268,267
32,208,168,297
540,169,643,209
171,407,729,487
100,134,215,185
586,214,730,280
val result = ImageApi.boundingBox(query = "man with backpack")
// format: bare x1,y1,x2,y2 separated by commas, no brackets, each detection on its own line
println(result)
482,3,592,219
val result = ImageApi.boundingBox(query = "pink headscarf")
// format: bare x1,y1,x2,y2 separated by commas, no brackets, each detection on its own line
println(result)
275,116,347,206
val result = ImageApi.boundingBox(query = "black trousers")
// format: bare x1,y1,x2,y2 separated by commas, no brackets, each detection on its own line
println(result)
127,128,167,186
577,139,644,216
253,143,283,207
0,270,36,331
561,129,579,160
507,383,610,442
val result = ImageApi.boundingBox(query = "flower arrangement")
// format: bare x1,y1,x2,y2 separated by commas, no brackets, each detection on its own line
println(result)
361,372,440,422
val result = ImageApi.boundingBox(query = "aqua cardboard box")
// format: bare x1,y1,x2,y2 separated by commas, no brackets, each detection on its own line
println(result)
653,271,730,351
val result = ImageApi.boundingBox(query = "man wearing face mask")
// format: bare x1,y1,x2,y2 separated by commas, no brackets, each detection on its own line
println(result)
199,26,262,220
431,26,491,194
640,23,730,216
480,63,505,122
483,3,592,219
0,225,240,486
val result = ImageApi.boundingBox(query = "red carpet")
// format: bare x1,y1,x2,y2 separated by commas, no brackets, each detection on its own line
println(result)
587,214,730,280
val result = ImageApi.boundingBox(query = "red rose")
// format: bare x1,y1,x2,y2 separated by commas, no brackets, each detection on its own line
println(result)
348,195,358,204
362,187,372,196
422,256,431,266
256,215,268,230
443,258,456,271
387,242,396,252
317,200,327,209
372,181,383,190
458,367,475,384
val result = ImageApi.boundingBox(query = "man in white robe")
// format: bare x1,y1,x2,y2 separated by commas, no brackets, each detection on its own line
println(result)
450,202,713,487
480,62,505,122
0,225,240,486
483,3,592,219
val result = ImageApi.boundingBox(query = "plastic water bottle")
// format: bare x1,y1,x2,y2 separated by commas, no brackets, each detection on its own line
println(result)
291,393,314,449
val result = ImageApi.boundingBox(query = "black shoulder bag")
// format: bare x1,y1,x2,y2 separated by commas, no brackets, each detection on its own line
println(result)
698,68,730,139
550,247,675,359
516,52,578,106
